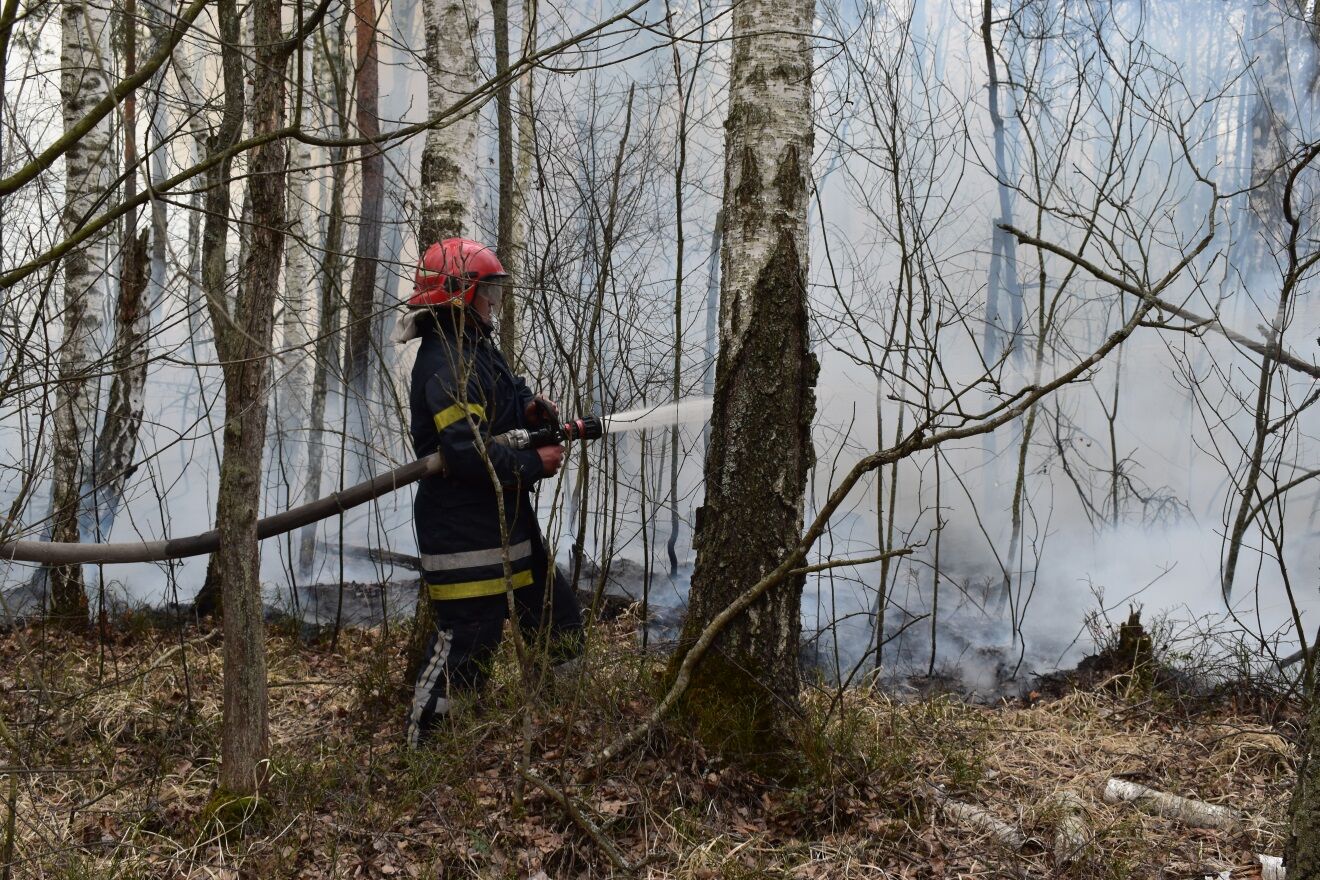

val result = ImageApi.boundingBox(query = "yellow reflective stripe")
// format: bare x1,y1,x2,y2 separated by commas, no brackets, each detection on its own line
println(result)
433,402,487,432
427,568,534,600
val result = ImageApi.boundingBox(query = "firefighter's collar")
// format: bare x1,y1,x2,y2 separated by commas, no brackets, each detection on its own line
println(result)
391,307,491,344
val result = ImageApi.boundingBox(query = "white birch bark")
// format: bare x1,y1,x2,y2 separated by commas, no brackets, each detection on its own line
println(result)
926,785,1027,850
510,0,535,269
1048,790,1088,865
1103,778,1244,831
49,0,114,619
418,0,478,244
280,52,316,469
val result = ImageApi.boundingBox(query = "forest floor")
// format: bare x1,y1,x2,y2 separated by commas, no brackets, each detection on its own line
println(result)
0,608,1300,879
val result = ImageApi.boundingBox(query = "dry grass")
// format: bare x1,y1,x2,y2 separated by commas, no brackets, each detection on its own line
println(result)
0,610,1298,879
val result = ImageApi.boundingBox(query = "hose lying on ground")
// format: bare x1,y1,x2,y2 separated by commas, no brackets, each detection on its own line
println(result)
0,453,445,566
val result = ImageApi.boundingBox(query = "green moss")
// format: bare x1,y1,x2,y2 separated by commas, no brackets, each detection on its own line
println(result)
670,650,803,780
200,788,274,839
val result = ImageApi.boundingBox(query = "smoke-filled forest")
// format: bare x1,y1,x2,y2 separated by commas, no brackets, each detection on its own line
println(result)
2,0,1320,874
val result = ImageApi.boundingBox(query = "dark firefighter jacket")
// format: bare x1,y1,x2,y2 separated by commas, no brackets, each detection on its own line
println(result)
409,308,545,600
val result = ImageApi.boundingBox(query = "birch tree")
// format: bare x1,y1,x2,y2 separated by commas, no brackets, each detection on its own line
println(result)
48,0,114,624
280,47,316,489
506,0,537,365
94,0,151,539
419,0,477,244
668,0,817,765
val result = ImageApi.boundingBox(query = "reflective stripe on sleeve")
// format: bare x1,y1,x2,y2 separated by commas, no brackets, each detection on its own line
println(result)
427,568,535,600
433,402,487,432
419,539,532,572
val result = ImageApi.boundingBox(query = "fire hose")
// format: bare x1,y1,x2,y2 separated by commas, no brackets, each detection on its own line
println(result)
0,416,604,566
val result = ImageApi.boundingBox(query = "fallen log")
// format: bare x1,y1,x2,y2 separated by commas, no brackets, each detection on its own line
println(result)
1102,778,1243,831
1203,853,1284,880
924,784,1026,850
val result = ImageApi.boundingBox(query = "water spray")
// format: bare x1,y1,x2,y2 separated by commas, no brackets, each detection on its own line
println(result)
603,397,713,434
494,396,713,449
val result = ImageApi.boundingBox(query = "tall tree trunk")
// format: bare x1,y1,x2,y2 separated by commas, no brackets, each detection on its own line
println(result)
94,0,150,539
506,0,536,365
344,0,383,480
297,18,349,576
191,0,247,619
209,0,287,795
665,11,691,578
418,0,477,244
49,0,115,625
980,0,1025,617
281,48,316,593
979,0,1022,366
281,47,316,498
668,0,816,768
492,0,517,357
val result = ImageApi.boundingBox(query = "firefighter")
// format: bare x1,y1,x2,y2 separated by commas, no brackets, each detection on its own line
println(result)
397,237,583,748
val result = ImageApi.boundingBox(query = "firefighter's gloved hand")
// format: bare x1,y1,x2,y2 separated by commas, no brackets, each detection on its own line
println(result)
526,395,559,427
537,444,565,477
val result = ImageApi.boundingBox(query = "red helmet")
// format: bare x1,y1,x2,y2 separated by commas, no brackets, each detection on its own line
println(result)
409,238,508,307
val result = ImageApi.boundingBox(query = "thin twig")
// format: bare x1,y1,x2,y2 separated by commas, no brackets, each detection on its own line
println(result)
517,766,634,873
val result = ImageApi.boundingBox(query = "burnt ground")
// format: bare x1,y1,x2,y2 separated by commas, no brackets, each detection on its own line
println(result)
0,605,1301,879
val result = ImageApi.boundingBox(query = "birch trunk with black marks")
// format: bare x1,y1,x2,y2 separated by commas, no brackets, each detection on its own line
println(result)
94,1,149,540
93,229,149,537
48,0,115,624
280,48,316,484
418,0,477,245
669,0,817,767
492,0,517,359
210,0,287,795
506,0,536,362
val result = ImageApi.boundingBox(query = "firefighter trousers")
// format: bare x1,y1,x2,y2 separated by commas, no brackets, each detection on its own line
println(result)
406,540,583,748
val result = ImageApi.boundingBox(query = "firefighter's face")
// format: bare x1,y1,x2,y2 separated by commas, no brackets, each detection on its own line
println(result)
475,278,506,311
